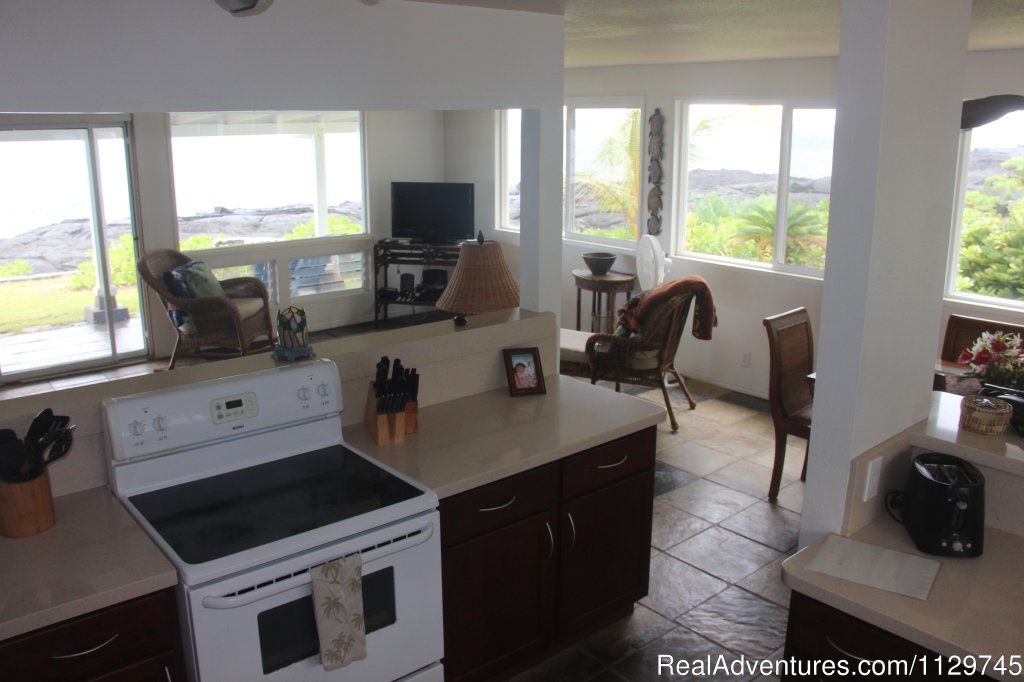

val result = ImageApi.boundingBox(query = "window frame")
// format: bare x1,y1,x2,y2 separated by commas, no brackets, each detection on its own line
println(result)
674,97,836,277
168,111,372,309
498,109,520,233
563,97,645,249
944,124,1024,312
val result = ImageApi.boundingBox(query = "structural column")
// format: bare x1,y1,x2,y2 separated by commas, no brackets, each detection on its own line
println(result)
801,0,971,545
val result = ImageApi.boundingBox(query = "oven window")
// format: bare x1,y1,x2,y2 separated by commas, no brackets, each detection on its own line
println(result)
257,567,396,674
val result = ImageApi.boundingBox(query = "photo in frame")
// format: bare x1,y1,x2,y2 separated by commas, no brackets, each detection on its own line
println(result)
502,347,546,396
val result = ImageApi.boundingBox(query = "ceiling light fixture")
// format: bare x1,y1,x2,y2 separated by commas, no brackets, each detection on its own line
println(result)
215,0,274,17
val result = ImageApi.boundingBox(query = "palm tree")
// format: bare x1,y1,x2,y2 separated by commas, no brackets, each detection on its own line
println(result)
733,201,827,265
574,110,642,239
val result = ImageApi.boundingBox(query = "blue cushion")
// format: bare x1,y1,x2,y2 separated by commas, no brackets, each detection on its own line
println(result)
162,266,193,299
164,260,225,299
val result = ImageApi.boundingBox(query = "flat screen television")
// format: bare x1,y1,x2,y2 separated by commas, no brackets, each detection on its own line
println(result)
391,181,475,244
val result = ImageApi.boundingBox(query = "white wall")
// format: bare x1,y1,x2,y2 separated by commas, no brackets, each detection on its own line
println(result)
0,0,564,334
0,1,563,113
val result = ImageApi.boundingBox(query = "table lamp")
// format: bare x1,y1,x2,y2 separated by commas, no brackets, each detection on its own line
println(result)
435,232,520,326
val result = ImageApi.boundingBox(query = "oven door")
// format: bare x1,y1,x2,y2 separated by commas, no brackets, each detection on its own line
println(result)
184,511,442,682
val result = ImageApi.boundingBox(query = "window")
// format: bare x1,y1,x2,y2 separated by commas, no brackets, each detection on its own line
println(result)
500,109,521,231
948,110,1024,306
565,105,642,243
680,103,834,271
0,118,148,379
170,112,368,306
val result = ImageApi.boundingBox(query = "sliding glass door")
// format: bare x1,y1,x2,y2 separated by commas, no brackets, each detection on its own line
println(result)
0,118,147,380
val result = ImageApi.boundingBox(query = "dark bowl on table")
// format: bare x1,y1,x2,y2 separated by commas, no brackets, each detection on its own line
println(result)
583,252,617,276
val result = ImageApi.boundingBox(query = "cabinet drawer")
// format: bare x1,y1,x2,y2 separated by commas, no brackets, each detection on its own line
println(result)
0,588,181,682
440,463,558,548
561,428,655,499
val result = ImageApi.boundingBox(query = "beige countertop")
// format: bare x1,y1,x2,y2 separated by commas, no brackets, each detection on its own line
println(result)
0,486,177,641
783,516,1024,680
1,373,662,643
344,374,666,498
908,391,1024,477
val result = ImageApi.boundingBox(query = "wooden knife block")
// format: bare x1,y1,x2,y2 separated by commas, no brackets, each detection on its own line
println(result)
0,467,56,538
364,382,406,445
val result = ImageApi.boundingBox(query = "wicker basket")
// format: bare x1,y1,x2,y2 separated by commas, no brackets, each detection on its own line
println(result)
960,395,1012,435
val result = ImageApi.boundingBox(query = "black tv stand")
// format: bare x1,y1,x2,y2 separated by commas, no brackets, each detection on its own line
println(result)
373,240,461,327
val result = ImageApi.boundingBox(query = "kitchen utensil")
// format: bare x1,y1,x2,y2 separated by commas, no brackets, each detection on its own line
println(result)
37,424,75,467
24,408,53,455
0,438,29,483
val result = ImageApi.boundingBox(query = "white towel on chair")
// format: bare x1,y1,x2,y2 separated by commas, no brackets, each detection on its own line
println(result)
310,554,367,670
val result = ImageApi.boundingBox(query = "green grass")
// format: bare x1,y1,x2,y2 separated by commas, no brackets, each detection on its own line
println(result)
0,275,140,334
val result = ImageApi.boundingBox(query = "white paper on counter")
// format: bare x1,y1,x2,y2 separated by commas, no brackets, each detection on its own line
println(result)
805,534,940,600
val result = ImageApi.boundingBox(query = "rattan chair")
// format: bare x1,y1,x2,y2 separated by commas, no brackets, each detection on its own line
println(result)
564,293,697,432
138,249,275,369
763,307,813,500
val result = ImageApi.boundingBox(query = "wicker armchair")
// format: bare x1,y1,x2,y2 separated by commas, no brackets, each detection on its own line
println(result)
138,249,275,369
564,293,697,432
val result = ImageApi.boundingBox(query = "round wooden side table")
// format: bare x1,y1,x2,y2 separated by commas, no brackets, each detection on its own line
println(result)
572,268,637,334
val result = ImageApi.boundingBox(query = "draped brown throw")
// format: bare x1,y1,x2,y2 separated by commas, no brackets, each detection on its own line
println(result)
617,274,717,340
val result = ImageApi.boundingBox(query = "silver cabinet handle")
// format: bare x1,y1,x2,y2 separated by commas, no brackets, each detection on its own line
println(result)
597,454,628,469
544,521,554,561
51,633,119,660
824,635,872,662
566,512,577,552
479,495,516,513
164,666,173,681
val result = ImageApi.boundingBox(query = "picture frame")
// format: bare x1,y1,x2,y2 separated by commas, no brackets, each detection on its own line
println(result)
502,347,546,396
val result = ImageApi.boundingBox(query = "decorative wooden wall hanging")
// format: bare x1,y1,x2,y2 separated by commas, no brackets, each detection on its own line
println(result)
647,108,664,235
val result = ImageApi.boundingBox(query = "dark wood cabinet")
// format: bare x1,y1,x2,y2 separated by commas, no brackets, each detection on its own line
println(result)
440,427,655,682
784,591,994,681
558,471,653,636
0,588,185,682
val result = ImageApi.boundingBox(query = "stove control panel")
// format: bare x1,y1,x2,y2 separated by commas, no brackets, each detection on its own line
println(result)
211,392,258,425
104,359,343,462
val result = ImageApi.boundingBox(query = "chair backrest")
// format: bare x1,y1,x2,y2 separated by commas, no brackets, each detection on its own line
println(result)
137,249,192,306
763,307,814,420
638,293,694,366
941,314,1024,363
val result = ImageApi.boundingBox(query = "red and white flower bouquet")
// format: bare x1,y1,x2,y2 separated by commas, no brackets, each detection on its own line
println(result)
958,330,1024,390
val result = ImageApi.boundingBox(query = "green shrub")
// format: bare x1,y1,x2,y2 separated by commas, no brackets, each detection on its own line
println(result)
284,215,363,240
70,233,138,290
0,259,33,278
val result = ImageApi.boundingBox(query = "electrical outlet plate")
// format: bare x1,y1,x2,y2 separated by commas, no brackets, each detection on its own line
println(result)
864,456,882,502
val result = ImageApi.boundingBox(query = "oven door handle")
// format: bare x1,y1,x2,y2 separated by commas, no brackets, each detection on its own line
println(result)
200,520,436,610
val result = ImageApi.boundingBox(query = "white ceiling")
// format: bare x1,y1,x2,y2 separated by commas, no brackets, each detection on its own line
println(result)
404,0,1024,69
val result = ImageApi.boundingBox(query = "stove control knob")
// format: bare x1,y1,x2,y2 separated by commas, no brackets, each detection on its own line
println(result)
153,415,168,432
129,420,145,436
317,382,331,397
297,386,312,401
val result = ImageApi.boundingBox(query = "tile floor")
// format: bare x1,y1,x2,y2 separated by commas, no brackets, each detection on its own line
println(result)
511,378,807,682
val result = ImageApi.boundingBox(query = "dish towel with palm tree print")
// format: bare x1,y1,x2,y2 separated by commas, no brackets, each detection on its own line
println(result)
311,554,367,670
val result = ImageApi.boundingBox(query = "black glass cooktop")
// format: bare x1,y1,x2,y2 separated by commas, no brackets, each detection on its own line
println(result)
129,445,424,565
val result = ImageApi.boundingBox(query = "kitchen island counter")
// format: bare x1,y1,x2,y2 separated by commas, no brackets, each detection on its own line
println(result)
782,516,1024,681
344,374,667,499
0,485,177,641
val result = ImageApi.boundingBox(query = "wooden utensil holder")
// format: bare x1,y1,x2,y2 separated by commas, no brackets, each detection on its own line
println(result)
0,468,56,538
364,382,406,445
404,401,419,434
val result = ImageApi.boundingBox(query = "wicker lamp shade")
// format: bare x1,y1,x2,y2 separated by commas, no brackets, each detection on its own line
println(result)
435,239,520,314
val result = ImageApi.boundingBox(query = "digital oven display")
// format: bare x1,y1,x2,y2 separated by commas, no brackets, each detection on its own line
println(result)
225,398,244,410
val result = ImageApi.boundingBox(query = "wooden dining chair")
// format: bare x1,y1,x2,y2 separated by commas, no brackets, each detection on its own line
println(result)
763,307,813,500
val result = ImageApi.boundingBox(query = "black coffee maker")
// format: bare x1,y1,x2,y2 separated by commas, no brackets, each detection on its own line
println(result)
886,452,985,558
